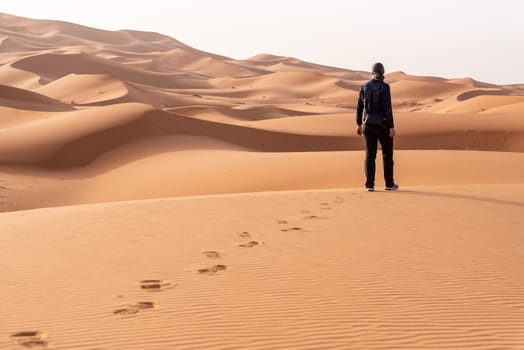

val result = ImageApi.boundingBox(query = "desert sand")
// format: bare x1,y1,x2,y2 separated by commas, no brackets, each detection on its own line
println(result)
1,12,523,350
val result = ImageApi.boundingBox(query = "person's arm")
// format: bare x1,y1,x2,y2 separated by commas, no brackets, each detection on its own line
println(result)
383,84,394,129
383,84,395,137
356,86,364,135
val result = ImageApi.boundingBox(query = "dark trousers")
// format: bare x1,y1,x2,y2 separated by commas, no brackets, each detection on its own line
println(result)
363,125,394,188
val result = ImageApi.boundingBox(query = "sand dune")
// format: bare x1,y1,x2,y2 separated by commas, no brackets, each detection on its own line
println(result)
13,53,209,88
479,101,524,114
171,105,314,122
1,186,523,350
0,64,45,90
438,95,524,113
1,11,523,350
35,74,129,105
391,79,466,100
1,148,524,212
2,104,522,170
155,49,270,77
448,77,501,89
0,84,74,111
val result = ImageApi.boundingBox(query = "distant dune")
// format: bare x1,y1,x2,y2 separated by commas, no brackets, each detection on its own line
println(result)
1,12,523,350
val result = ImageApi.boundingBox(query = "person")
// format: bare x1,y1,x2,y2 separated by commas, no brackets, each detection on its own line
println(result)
356,62,398,192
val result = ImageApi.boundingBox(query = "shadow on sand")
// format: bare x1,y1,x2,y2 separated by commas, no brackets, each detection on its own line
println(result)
397,189,524,208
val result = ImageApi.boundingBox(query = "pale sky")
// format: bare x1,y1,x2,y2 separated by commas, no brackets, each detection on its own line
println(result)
1,0,523,84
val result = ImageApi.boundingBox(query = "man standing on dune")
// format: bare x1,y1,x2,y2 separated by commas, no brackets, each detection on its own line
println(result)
356,62,398,192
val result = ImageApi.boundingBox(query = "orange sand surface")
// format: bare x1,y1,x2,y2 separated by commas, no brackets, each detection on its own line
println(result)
1,12,523,350
1,186,523,349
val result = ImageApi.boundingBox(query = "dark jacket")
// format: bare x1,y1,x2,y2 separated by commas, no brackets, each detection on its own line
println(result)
356,79,394,129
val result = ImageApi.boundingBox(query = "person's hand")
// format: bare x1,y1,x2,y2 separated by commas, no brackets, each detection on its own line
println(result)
389,128,396,138
356,125,363,136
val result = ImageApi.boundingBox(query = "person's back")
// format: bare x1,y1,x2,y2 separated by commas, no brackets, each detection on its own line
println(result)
360,79,394,129
356,62,398,192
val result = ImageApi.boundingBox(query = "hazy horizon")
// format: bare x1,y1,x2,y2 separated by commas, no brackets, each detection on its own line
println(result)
1,0,522,84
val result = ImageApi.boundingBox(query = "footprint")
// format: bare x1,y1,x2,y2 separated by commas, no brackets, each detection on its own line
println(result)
281,227,303,232
237,232,251,238
113,305,140,316
197,265,227,274
334,197,345,203
136,301,155,310
238,241,259,248
202,251,221,258
277,220,288,224
304,215,325,220
114,301,155,316
139,280,176,291
10,332,48,348
300,210,311,214
11,332,40,337
320,202,333,210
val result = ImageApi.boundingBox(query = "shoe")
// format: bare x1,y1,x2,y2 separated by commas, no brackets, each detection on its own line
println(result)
385,184,399,191
366,187,375,192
